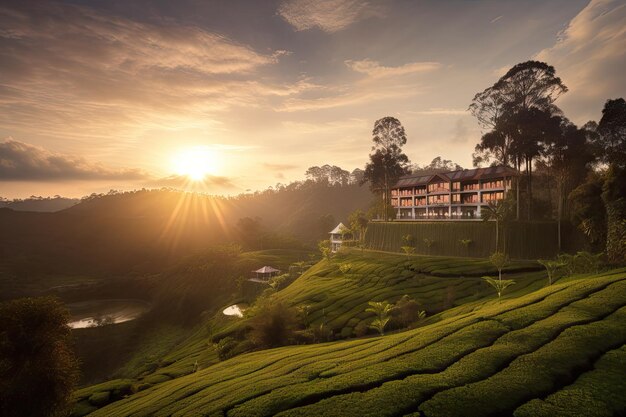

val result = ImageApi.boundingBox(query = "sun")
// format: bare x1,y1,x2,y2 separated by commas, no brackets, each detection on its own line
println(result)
171,146,220,181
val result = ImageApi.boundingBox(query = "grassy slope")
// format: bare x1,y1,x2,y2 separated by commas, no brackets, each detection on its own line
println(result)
223,250,544,339
70,249,310,414
85,254,626,416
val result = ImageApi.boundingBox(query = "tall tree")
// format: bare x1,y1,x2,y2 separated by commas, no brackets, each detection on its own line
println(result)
469,61,568,219
0,297,79,417
596,98,626,262
542,121,596,250
362,117,410,219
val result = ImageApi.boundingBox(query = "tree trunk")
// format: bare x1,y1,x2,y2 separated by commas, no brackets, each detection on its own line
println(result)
557,180,563,252
516,175,520,221
528,158,533,220
495,220,499,252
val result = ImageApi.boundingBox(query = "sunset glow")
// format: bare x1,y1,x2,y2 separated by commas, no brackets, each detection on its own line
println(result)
171,146,220,181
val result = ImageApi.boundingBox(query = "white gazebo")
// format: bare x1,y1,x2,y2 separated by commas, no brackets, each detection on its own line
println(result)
329,222,350,253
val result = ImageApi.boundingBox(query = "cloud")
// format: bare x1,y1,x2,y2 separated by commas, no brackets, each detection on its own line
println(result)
534,0,626,123
262,163,299,171
278,0,384,32
0,1,305,153
345,59,442,78
490,16,503,23
278,60,441,112
0,138,145,181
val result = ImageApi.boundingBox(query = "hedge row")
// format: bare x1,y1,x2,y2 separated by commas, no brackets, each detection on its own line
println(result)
364,221,585,259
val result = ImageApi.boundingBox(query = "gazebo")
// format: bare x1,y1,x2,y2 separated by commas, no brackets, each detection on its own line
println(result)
329,222,351,253
252,266,281,281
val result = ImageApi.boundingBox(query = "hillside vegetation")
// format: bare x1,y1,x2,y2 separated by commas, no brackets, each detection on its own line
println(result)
365,221,587,259
83,265,626,416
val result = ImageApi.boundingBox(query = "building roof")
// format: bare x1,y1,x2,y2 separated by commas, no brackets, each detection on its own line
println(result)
253,266,280,274
393,165,518,188
329,222,348,234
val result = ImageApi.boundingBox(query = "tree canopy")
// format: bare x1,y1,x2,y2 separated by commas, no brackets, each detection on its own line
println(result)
362,117,410,219
0,297,79,417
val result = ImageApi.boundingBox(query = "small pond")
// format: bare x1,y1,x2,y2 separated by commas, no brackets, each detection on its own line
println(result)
67,299,151,329
223,304,246,318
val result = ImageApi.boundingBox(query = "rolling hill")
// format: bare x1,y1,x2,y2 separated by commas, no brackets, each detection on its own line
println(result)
72,252,626,416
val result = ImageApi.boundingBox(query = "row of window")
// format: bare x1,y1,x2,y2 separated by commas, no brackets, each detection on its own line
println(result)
391,178,510,196
392,192,503,206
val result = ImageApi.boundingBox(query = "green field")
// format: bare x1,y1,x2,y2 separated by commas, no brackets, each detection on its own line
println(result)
73,251,626,416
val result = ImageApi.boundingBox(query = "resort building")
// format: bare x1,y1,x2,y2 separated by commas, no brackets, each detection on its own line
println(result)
390,166,518,221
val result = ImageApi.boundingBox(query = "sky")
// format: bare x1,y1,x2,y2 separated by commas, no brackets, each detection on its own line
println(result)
0,0,624,198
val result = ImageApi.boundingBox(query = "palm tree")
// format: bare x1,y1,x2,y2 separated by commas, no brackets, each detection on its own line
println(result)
537,259,564,285
481,199,512,253
366,301,394,335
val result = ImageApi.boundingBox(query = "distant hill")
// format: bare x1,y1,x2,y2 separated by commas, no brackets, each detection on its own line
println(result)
0,196,79,212
0,182,373,282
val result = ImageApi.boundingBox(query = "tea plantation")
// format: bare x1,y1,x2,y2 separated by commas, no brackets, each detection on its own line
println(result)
79,252,626,416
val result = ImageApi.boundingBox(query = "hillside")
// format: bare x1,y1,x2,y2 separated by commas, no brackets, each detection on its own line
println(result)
0,183,371,289
70,250,626,416
80,266,626,416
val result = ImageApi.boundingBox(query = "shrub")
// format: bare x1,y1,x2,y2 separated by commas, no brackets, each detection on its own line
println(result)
318,239,332,259
247,300,299,348
354,321,370,337
215,337,238,361
339,263,353,275
393,295,426,328
88,391,111,407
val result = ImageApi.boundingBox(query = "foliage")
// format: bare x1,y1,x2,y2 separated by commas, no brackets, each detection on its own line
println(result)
365,221,569,259
489,251,509,281
401,246,415,257
411,156,463,175
459,238,472,247
601,165,626,263
402,234,415,246
362,117,411,218
482,276,516,301
568,171,607,248
348,209,369,242
305,165,352,186
365,300,395,335
481,198,514,252
537,259,563,285
0,297,79,417
557,251,604,276
393,295,426,328
339,263,352,275
595,98,626,168
214,337,239,361
247,300,299,348
318,239,332,260
470,60,568,219
152,244,243,324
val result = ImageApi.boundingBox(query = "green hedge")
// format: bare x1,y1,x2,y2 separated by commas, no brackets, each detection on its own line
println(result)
364,221,584,259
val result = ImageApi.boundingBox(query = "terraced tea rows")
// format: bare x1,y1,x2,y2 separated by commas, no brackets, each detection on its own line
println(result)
88,268,626,416
271,252,544,337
